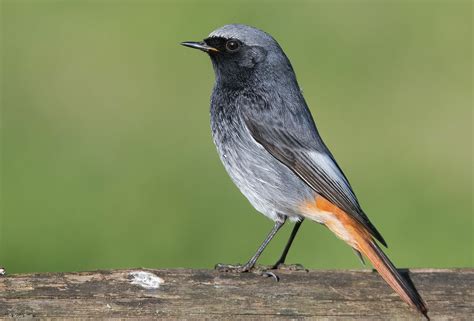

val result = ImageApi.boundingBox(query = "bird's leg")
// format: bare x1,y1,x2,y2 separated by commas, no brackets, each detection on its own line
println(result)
215,216,286,274
271,218,306,271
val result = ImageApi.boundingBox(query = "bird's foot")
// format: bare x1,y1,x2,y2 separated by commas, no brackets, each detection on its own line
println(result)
214,263,280,281
214,263,252,273
271,263,308,272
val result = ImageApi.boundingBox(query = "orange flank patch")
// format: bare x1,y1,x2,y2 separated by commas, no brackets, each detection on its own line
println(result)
299,195,371,248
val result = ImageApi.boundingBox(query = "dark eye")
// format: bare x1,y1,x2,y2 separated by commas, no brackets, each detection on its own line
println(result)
225,40,240,52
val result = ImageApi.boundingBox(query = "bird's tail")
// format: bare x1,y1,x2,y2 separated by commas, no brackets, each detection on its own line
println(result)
301,196,428,318
354,229,429,319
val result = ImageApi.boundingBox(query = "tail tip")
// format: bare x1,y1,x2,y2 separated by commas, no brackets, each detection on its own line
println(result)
422,311,430,321
416,302,429,320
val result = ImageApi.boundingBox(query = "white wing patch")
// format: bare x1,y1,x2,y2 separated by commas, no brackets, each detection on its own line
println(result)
307,151,339,177
307,151,354,199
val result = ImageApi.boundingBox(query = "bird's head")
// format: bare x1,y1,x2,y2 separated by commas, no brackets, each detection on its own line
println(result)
181,24,294,88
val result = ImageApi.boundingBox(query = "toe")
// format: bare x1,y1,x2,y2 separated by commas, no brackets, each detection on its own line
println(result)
262,271,279,282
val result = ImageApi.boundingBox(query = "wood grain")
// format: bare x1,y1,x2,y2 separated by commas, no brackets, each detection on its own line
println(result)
0,268,472,320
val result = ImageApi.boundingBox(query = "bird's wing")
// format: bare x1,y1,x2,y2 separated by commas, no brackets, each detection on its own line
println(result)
242,108,387,247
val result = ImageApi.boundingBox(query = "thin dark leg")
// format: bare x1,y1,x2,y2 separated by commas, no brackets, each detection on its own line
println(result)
242,217,286,271
272,219,304,269
215,217,286,272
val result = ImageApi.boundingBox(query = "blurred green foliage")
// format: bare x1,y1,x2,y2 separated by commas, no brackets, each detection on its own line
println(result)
0,1,472,274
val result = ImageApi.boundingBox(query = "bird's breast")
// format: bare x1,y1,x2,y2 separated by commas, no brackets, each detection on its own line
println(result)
209,93,314,218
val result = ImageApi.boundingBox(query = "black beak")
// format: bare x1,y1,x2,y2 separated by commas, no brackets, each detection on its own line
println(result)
180,41,219,53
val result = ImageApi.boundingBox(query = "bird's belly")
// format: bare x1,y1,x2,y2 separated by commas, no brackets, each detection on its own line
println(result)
214,128,313,221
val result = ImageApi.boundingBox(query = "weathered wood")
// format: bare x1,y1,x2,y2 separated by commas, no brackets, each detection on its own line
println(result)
0,268,472,320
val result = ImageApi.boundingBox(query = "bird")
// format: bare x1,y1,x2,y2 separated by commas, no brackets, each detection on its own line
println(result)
181,24,428,318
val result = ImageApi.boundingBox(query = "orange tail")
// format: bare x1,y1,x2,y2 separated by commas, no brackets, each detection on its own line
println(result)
302,196,428,318
355,231,429,318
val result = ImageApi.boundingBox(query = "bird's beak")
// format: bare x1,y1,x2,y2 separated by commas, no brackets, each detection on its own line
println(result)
180,41,219,53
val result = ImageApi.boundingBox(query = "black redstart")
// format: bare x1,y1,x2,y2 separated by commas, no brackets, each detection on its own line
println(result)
181,24,428,318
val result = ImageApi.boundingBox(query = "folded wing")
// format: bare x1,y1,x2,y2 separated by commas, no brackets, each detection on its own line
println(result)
243,110,387,247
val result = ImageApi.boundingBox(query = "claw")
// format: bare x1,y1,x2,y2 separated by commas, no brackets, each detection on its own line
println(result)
262,271,279,282
215,263,280,281
271,263,308,272
214,263,255,273
214,263,248,273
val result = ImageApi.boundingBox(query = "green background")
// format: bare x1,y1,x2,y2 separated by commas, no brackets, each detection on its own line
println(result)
1,1,472,274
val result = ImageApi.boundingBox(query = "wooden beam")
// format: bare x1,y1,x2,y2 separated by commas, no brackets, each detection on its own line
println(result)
1,268,472,319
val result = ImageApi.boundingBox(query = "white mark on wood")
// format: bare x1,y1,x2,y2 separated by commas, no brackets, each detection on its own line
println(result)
129,271,164,289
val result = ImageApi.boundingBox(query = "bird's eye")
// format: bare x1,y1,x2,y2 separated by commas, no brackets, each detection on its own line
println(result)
225,40,240,52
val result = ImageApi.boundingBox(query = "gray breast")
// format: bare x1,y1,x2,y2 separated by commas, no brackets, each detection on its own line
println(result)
210,97,313,221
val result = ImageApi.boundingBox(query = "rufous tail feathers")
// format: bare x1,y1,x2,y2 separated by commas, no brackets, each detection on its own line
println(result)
300,196,428,319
